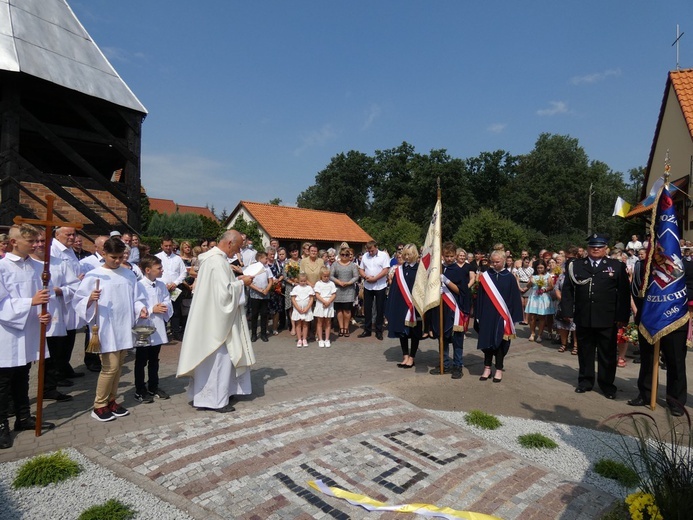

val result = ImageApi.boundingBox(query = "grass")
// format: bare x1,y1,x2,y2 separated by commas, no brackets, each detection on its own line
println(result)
12,450,82,488
464,410,502,430
593,458,639,488
517,432,558,449
78,499,136,520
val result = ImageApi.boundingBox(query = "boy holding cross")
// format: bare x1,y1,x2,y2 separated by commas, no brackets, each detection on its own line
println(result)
0,224,52,449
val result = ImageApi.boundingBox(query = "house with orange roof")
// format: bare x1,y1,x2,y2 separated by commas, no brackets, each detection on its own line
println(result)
149,197,218,221
225,201,373,250
628,68,693,236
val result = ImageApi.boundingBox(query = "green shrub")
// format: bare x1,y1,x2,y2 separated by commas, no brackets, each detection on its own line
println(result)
517,433,558,449
464,410,502,430
78,499,136,520
594,458,639,488
12,450,82,488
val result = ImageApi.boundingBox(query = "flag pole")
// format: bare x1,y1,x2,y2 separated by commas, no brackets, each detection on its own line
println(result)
436,179,445,375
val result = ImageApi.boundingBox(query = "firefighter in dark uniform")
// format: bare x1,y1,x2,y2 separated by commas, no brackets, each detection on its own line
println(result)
627,257,692,416
562,233,631,399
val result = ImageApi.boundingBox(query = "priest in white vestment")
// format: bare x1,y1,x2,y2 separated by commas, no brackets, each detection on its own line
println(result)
177,230,255,411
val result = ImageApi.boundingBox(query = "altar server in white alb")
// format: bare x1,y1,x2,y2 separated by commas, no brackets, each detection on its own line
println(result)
0,224,52,449
73,237,148,423
177,230,256,412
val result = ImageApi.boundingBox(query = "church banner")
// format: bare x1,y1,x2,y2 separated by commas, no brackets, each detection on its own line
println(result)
639,184,689,343
412,199,442,316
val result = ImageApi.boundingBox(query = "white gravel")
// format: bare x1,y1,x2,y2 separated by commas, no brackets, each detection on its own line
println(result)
0,448,193,520
430,410,640,499
0,413,639,518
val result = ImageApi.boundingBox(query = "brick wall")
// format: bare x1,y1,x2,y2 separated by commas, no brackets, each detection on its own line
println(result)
19,182,127,226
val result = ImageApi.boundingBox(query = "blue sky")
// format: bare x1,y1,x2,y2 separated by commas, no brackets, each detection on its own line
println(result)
70,1,693,215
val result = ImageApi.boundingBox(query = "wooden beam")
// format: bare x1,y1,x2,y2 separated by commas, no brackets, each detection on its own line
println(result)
17,105,132,207
4,149,116,232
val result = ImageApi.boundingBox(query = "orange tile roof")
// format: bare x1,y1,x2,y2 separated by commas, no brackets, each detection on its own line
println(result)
626,176,688,218
671,69,693,138
149,198,218,222
177,204,217,221
231,201,373,243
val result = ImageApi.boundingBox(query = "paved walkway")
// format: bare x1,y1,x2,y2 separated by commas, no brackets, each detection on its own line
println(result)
3,324,690,518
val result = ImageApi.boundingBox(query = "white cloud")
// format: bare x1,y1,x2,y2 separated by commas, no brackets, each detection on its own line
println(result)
102,46,147,64
141,153,240,208
537,101,568,116
487,123,507,134
361,103,382,130
570,68,621,85
293,124,337,156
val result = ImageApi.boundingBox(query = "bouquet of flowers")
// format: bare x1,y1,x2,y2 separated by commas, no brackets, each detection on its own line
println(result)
470,280,479,299
535,276,547,295
285,260,300,280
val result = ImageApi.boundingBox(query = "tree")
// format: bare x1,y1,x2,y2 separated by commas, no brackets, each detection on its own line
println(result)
500,133,592,236
146,212,202,239
297,150,373,220
464,150,518,210
199,215,222,241
140,192,151,233
230,214,263,251
269,198,282,205
453,208,530,253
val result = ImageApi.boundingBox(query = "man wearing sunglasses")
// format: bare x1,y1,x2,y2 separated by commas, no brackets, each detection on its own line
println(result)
562,233,630,400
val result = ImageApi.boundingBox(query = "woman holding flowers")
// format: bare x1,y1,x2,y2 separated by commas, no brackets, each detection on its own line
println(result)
525,260,554,342
284,243,301,336
553,269,577,353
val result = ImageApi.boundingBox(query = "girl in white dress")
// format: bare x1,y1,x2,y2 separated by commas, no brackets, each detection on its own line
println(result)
313,267,336,347
290,273,314,347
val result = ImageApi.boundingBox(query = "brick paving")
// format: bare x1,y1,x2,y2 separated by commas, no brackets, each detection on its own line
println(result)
2,325,683,518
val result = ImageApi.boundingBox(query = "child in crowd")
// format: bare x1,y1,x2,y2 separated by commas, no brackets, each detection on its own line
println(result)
291,272,314,348
0,224,52,449
74,237,148,422
135,255,173,403
313,267,336,347
249,251,274,342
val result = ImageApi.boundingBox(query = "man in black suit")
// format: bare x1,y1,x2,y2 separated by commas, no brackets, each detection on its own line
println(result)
562,233,631,399
627,257,692,416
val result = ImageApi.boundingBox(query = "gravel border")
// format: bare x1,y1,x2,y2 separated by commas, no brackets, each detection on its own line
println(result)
0,448,194,520
430,410,640,498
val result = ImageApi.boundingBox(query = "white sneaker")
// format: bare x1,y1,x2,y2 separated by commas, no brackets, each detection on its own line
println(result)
324,340,331,348
297,340,302,348
318,340,325,348
302,339,309,347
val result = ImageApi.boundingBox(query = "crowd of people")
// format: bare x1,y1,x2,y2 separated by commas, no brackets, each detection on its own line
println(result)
1,226,689,450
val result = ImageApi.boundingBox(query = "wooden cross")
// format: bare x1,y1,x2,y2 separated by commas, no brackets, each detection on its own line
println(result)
13,194,83,436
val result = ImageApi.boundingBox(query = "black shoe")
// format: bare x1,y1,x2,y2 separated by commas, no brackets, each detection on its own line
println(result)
633,358,641,364
251,334,258,342
451,367,463,379
357,332,371,338
627,396,647,407
86,364,102,372
375,333,383,340
43,390,73,402
0,421,12,449
134,392,154,404
261,335,269,342
14,416,55,431
57,379,74,387
429,366,451,375
65,371,85,379
670,406,685,417
605,393,616,400
574,387,591,394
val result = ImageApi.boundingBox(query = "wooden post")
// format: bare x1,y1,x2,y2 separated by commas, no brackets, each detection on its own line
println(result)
650,341,661,410
13,195,83,436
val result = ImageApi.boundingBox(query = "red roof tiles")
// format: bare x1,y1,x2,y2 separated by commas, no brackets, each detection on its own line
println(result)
230,201,373,243
149,198,217,221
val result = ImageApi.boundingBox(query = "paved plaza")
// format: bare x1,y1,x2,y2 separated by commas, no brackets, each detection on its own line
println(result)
2,324,690,519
